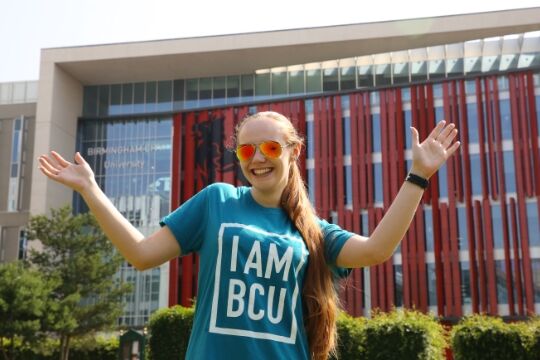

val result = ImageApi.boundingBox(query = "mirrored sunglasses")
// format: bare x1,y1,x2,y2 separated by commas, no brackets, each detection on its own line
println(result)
235,140,291,162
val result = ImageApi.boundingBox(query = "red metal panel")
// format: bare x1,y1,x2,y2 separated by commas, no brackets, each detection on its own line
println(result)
455,80,465,202
474,200,488,313
448,202,463,317
168,113,183,306
223,107,235,185
180,112,197,307
517,75,533,196
483,78,499,200
510,198,525,315
414,208,427,312
491,78,515,314
446,152,462,316
365,94,374,207
335,96,345,212
475,79,489,199
368,208,379,309
510,74,536,314
482,199,498,315
525,73,540,196
314,99,323,214
380,91,390,207
350,94,362,210
440,204,453,315
320,98,330,217
409,206,419,308
402,219,411,308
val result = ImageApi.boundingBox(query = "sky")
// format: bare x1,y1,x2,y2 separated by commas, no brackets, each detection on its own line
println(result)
1,0,540,82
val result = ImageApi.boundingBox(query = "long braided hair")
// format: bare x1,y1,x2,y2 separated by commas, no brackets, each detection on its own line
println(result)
234,111,339,360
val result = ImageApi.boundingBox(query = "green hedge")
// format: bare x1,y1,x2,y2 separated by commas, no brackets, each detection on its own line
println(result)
6,336,118,360
451,315,540,360
145,306,540,360
359,309,447,360
147,305,194,360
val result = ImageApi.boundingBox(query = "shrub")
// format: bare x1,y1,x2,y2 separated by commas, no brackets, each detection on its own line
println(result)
361,309,447,360
333,311,366,359
9,335,118,360
525,317,540,360
451,315,530,360
147,305,194,360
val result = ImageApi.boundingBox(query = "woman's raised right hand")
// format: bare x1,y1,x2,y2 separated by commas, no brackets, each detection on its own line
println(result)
38,151,96,194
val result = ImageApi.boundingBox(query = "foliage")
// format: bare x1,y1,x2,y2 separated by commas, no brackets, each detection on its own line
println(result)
526,317,540,360
4,335,118,360
147,305,194,360
360,309,447,360
26,205,131,360
451,314,532,360
0,261,55,360
331,311,366,359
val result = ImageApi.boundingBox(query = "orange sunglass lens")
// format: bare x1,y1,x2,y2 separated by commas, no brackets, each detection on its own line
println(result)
236,144,255,161
259,141,282,158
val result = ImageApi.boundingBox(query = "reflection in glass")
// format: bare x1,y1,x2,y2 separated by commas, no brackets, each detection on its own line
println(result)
503,151,516,193
271,71,287,95
185,79,198,108
424,208,434,252
255,72,270,99
226,76,240,101
427,263,437,306
498,99,513,140
392,63,409,85
527,202,540,246
411,61,427,82
288,70,304,94
394,265,403,307
371,113,381,152
375,64,391,86
457,206,468,250
306,69,322,93
157,81,172,112
374,162,383,203
199,78,212,107
145,82,157,112
98,85,109,117
241,74,254,98
323,68,339,92
464,57,481,75
495,260,508,304
446,58,463,77
358,65,373,88
466,103,479,143
110,84,122,115
340,67,356,90
460,261,472,304
532,259,540,303
429,59,445,79
83,86,98,117
482,56,500,73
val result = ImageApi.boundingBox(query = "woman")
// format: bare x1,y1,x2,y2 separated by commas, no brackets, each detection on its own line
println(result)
38,111,459,359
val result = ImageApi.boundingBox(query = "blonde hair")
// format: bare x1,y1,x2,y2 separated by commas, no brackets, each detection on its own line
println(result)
235,111,339,360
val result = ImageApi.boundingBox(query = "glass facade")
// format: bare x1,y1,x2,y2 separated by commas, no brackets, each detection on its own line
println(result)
75,116,172,326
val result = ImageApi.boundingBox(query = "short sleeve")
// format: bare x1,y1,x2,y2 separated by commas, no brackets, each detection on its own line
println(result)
159,185,213,254
318,219,355,279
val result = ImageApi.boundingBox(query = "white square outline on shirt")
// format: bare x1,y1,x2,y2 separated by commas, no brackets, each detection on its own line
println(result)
209,223,307,343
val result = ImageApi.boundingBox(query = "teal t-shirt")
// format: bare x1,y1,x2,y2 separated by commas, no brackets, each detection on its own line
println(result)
160,183,353,359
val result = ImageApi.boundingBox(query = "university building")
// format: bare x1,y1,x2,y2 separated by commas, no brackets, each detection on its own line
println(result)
1,7,540,325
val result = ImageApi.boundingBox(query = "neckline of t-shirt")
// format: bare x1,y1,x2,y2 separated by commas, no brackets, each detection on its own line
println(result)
242,187,286,215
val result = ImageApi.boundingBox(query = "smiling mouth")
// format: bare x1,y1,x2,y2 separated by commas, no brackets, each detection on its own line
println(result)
251,168,273,176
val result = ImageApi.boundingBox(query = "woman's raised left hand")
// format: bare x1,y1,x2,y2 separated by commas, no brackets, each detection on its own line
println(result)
410,120,460,179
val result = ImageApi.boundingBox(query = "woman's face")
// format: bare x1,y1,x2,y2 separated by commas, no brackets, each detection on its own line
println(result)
237,116,298,199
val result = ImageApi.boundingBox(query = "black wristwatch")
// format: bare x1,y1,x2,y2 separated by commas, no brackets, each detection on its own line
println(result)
406,173,429,189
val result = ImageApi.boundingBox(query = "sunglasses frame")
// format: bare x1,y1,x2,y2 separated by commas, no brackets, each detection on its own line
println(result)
235,140,293,162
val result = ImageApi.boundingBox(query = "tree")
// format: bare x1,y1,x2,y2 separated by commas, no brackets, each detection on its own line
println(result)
0,261,54,360
27,206,131,360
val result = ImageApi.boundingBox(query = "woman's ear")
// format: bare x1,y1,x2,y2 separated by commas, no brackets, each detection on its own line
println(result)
291,144,301,162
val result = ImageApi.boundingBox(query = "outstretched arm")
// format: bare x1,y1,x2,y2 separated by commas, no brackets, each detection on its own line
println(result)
38,152,180,270
336,121,460,268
